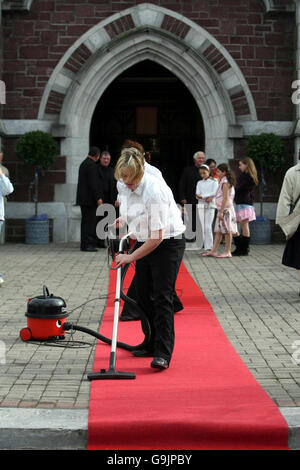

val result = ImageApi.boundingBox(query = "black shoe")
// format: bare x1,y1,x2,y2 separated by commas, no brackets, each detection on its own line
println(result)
132,349,154,357
81,246,98,252
232,235,243,256
151,357,169,370
242,236,250,256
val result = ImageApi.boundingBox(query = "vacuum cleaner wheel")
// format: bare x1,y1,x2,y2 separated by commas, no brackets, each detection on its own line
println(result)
20,327,32,342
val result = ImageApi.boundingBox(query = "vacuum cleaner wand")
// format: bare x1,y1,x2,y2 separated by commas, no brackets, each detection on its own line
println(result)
87,232,136,380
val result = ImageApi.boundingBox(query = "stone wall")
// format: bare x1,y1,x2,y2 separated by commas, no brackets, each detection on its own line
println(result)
5,217,53,242
2,0,295,122
0,0,296,242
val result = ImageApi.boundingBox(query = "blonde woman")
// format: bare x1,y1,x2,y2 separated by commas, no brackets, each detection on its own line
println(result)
232,157,258,256
114,147,186,370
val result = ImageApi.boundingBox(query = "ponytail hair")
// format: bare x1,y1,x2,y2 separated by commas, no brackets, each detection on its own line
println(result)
122,139,145,156
145,151,151,163
217,163,236,187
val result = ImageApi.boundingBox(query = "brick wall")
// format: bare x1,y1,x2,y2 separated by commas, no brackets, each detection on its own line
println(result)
5,218,53,243
1,0,296,210
2,0,295,121
3,137,66,202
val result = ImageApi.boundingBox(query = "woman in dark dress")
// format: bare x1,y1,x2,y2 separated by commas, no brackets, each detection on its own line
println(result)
232,157,258,256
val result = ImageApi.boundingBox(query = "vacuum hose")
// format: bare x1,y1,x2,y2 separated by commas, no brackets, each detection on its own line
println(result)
63,245,151,351
63,320,150,352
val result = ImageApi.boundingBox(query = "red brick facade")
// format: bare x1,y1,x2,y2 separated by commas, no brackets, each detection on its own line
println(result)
2,0,295,122
0,0,296,235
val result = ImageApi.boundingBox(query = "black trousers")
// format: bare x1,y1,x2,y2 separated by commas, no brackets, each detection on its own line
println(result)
120,275,141,319
282,223,300,269
120,273,184,319
135,237,185,362
80,205,98,249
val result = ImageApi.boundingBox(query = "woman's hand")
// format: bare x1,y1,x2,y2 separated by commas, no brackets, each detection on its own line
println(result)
116,230,164,268
218,211,224,221
113,217,126,228
205,197,213,203
115,253,134,268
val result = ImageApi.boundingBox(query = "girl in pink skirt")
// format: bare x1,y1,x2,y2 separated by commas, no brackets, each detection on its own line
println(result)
202,163,237,258
232,157,258,256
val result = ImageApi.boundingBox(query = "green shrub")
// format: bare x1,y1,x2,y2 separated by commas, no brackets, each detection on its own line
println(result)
16,131,59,216
246,133,285,173
246,133,285,217
16,130,58,170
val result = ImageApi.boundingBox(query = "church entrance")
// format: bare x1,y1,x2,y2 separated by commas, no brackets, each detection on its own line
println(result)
89,60,205,201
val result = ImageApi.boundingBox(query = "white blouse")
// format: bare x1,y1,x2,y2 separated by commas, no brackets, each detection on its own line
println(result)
118,172,185,242
196,177,218,209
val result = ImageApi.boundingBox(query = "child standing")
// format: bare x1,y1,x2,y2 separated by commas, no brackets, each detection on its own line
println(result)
196,164,218,252
202,163,237,258
232,157,258,256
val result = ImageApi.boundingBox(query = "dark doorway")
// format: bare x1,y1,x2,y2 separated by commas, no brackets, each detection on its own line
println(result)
90,60,205,201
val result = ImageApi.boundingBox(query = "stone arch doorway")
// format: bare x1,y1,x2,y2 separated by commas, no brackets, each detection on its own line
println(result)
89,60,205,200
39,3,257,241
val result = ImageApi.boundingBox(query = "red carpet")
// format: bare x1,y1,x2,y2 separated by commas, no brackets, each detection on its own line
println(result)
88,262,289,450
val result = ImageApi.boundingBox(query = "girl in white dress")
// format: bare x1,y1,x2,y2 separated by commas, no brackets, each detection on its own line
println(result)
195,164,218,252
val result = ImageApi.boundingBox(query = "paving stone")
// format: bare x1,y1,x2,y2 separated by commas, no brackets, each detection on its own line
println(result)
1,242,300,409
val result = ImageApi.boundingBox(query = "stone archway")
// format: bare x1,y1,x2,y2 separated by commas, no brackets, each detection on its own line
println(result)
261,0,295,12
39,3,257,242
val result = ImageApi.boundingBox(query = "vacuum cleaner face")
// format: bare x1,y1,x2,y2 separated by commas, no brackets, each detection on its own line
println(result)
20,286,68,341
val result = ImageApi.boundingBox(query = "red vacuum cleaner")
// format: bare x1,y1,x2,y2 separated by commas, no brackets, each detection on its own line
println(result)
19,286,68,342
19,232,151,380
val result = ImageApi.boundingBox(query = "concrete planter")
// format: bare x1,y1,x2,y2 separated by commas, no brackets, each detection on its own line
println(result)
249,217,271,245
25,218,49,245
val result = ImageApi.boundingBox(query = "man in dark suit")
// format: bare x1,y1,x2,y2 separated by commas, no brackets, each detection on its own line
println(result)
76,147,103,252
96,151,118,248
179,151,205,242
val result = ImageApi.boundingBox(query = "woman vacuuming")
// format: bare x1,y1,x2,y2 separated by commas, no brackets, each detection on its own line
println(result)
114,146,185,370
